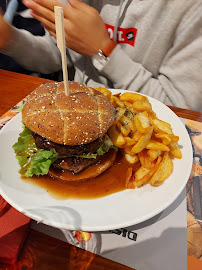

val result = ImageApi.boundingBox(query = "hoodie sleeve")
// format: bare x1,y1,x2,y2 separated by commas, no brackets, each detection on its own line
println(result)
0,27,63,74
101,3,202,112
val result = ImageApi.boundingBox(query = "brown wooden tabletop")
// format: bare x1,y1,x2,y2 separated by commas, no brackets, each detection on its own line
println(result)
0,69,201,122
0,69,201,270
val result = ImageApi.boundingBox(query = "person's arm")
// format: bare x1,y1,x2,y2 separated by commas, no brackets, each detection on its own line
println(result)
24,0,202,111
0,11,62,74
101,3,202,111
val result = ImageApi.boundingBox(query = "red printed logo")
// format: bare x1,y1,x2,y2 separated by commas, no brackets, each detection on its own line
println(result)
105,24,137,47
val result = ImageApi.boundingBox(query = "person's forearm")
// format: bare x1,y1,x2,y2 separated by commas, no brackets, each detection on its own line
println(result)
101,45,201,111
101,46,175,105
1,27,62,74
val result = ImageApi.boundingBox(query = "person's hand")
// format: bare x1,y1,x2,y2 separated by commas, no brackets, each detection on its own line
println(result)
22,0,112,56
0,11,13,50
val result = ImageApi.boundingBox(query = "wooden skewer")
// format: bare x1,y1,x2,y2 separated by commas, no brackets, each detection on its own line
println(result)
54,6,69,96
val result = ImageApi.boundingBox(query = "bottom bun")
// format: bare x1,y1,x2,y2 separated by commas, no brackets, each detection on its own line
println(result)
48,149,117,182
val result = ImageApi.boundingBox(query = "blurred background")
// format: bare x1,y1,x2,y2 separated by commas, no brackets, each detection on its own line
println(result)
0,0,59,80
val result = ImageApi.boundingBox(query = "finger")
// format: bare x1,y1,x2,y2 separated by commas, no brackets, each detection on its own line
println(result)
33,0,69,13
68,0,89,10
33,0,59,11
24,0,73,20
48,30,56,39
42,23,56,38
23,0,55,23
31,11,56,31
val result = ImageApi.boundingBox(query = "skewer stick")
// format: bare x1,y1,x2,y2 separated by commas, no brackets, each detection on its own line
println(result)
54,6,69,96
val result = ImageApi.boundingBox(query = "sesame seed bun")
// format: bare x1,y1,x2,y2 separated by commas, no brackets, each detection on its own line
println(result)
22,81,115,145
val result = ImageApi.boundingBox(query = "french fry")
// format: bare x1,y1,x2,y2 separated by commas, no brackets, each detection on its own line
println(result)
154,133,173,145
146,140,170,151
152,156,173,186
152,118,173,134
138,149,154,169
134,113,150,133
149,152,173,186
131,131,142,142
147,149,162,161
169,142,182,159
110,96,125,108
134,156,162,187
116,122,130,137
133,100,152,112
123,100,134,108
125,136,137,146
114,107,126,123
96,87,112,100
172,135,179,143
96,87,181,188
125,153,139,164
131,126,153,154
124,146,137,156
122,102,138,115
147,109,157,119
135,166,150,181
142,111,149,118
116,115,134,137
124,108,134,121
125,167,135,189
120,115,134,132
134,116,144,133
138,113,150,128
108,125,126,147
120,92,148,103
153,118,171,129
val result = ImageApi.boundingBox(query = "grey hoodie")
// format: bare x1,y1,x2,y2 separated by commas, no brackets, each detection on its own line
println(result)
2,0,202,111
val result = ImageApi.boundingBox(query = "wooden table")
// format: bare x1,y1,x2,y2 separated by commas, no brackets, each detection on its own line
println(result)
0,69,201,122
0,69,201,270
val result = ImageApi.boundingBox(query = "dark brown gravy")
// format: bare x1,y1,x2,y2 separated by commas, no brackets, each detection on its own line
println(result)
22,152,140,200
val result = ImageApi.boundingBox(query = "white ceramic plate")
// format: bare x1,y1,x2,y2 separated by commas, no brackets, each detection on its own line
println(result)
0,90,193,231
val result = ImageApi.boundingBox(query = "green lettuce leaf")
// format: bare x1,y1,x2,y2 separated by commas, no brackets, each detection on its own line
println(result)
16,103,25,112
13,126,117,177
13,126,58,177
24,148,58,177
13,124,34,154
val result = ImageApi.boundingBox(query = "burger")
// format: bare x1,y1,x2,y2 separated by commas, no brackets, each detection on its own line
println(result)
13,81,117,181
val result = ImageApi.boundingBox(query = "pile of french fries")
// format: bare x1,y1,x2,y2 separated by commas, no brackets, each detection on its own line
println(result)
96,87,182,188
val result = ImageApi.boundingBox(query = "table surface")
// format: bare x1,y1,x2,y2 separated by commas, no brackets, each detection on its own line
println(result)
0,69,201,270
0,69,201,122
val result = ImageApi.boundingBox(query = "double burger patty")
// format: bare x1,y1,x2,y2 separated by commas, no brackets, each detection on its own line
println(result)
52,156,101,174
32,133,104,174
32,133,104,156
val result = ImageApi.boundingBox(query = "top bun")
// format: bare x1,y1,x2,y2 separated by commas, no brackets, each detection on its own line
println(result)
22,81,115,145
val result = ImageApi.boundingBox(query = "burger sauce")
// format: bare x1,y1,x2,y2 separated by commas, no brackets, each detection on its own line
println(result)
22,152,140,200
